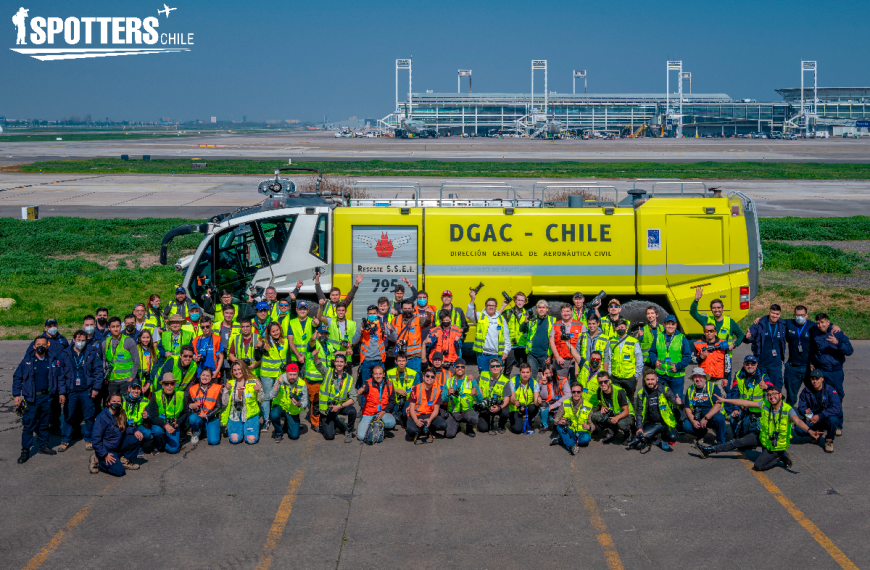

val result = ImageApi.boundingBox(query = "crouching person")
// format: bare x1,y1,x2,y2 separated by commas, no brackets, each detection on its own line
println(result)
683,367,727,445
407,368,447,444
148,372,189,454
795,369,841,453
270,363,309,442
316,354,357,442
357,365,396,443
552,381,592,455
89,393,143,475
186,367,223,446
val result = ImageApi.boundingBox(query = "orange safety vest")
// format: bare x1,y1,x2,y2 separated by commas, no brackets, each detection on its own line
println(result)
394,313,424,358
359,322,387,362
189,382,222,414
429,325,463,363
361,378,394,416
413,380,442,416
542,376,566,402
694,340,727,378
193,333,223,377
553,320,585,360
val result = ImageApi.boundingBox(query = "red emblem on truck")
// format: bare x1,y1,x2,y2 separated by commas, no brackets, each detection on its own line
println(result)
356,232,412,259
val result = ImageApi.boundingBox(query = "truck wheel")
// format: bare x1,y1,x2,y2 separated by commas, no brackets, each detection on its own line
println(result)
619,300,670,332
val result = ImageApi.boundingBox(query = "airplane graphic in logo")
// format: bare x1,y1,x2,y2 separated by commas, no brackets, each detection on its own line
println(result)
157,4,177,18
356,232,412,258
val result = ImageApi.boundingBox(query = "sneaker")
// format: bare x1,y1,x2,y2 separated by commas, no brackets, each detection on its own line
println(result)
660,440,671,451
150,450,160,456
38,446,57,456
190,435,199,447
549,438,560,446
571,445,581,456
17,450,29,464
345,432,354,443
58,442,70,452
261,421,271,433
601,429,615,443
414,435,425,445
782,453,793,469
137,450,145,459
311,426,321,434
525,429,536,435
497,428,506,434
274,434,284,443
120,457,140,470
465,425,476,438
88,454,99,474
539,427,551,434
825,439,834,453
85,442,93,451
836,428,842,436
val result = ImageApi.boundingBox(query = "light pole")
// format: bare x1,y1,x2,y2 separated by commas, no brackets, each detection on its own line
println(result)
532,60,547,114
573,70,587,94
801,60,817,136
681,72,692,94
666,60,683,137
458,69,472,93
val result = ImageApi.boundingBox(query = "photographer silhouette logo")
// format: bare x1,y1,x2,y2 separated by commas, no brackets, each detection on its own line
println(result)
10,5,194,60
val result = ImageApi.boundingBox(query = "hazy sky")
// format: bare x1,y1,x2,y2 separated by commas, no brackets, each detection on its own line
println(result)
4,0,870,122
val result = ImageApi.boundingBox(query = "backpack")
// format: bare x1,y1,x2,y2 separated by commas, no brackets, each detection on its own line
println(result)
364,419,386,445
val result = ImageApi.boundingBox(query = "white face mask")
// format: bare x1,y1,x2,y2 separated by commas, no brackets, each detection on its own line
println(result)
795,315,807,325
84,326,95,335
75,341,86,350
47,327,58,336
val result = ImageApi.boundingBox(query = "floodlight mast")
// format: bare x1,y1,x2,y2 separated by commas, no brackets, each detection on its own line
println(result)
573,70,587,94
396,59,412,120
532,60,547,113
681,72,692,94
666,60,683,137
801,60,817,136
458,69,472,93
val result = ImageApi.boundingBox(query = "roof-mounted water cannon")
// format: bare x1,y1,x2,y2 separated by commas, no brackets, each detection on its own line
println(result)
257,166,323,196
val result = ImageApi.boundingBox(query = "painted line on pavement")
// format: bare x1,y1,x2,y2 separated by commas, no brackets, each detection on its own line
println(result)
740,457,858,570
255,438,314,570
572,463,624,570
21,483,115,570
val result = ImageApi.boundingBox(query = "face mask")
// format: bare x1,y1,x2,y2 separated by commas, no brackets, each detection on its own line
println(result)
278,307,289,314
75,341,86,350
616,328,626,336
590,360,601,370
110,402,122,412
417,298,426,306
35,345,47,356
190,314,201,322
441,321,450,328
47,327,58,336
403,309,413,317
84,325,95,335
367,315,378,322
795,315,807,325
152,303,160,309
125,324,136,334
97,318,107,327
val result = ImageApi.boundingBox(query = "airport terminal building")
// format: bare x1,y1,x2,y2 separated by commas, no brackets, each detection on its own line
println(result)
385,87,870,136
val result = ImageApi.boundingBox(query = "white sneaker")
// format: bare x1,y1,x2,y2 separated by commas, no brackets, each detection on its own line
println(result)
190,435,199,447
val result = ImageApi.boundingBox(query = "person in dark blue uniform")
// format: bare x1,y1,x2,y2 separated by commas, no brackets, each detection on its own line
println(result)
809,313,853,434
13,336,63,464
58,330,102,452
744,304,786,390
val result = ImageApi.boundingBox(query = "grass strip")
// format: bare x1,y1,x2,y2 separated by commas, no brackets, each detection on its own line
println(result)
1,133,191,142
17,158,870,179
759,216,870,241
761,241,866,274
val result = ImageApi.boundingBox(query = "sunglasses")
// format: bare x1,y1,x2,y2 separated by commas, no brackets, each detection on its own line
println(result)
279,304,290,308
571,390,583,394
424,374,435,379
609,304,620,308
491,365,503,368
598,380,610,385
454,365,466,369
164,382,177,386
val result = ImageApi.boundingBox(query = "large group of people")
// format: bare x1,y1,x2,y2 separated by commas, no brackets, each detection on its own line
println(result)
12,275,853,476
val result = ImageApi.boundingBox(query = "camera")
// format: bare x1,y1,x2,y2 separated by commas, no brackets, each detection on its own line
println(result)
314,266,323,276
242,358,252,367
340,340,349,349
769,431,779,447
588,290,607,308
598,408,613,423
502,291,512,303
625,432,652,452
519,321,529,334
249,284,265,299
470,282,485,294
560,324,571,341
362,318,372,331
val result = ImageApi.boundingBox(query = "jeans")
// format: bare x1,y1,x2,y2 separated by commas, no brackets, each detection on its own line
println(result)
357,413,397,441
446,409,479,437
321,405,357,440
590,410,634,435
61,390,95,443
188,414,222,445
405,414,447,438
821,369,845,423
259,375,278,423
134,425,153,449
405,356,422,377
358,360,381,385
477,407,509,432
539,403,552,428
227,417,260,444
509,405,540,434
527,352,548,380
759,360,783,391
98,434,141,477
556,424,591,450
784,363,809,406
151,424,182,454
657,374,685,402
710,432,787,471
682,413,727,444
21,393,51,451
796,417,840,441
270,406,302,440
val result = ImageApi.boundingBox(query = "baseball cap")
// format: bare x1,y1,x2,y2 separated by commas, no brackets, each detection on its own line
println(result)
743,355,758,363
441,290,453,297
431,351,443,360
691,367,706,377
454,358,466,366
189,304,202,312
317,324,328,333
285,363,299,373
572,292,585,299
809,369,825,379
664,315,677,323
160,372,176,384
129,378,143,388
609,298,621,306
297,300,309,309
255,301,269,311
44,318,58,326
175,286,186,294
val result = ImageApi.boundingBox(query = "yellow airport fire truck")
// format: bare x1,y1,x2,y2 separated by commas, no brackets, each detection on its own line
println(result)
160,168,762,334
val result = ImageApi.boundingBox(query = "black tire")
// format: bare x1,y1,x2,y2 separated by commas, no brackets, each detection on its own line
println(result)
619,300,669,332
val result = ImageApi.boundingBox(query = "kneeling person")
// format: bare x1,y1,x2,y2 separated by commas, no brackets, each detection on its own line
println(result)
630,368,682,451
147,372,188,454
508,363,541,434
357,365,397,443
406,369,447,443
795,369,840,453
553,382,592,454
445,359,483,438
270,363,309,442
683,367,727,445
590,371,634,443
316,354,357,442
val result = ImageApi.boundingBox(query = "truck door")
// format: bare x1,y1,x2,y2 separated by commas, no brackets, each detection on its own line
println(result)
351,225,419,322
213,222,273,302
665,214,731,311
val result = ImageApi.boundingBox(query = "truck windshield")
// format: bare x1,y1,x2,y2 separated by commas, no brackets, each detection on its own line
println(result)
214,223,269,301
260,215,297,263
